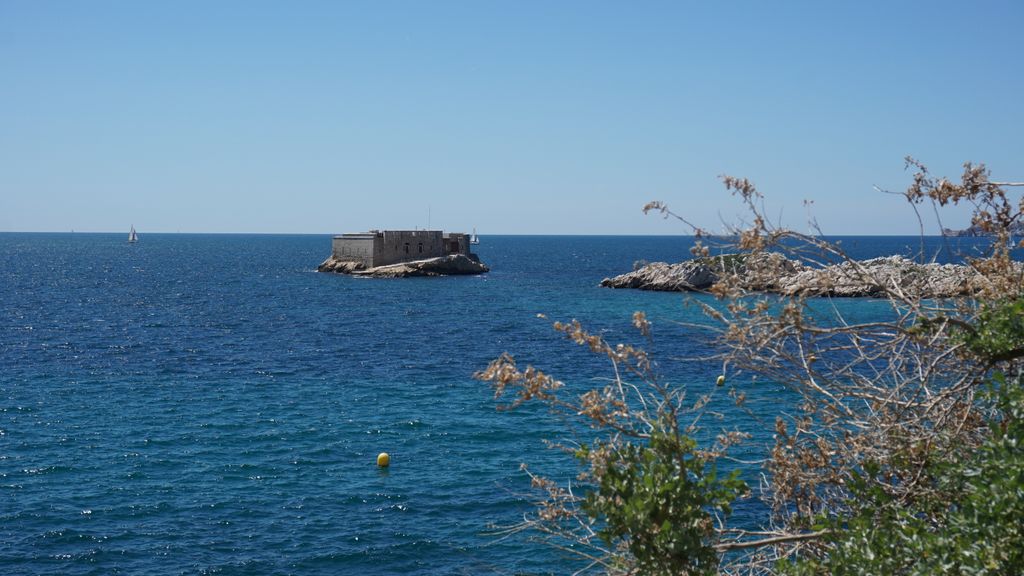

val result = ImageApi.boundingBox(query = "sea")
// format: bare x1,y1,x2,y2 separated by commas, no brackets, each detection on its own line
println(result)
0,233,1007,575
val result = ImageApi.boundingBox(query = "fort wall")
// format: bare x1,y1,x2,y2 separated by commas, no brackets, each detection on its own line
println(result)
373,230,445,267
331,230,475,268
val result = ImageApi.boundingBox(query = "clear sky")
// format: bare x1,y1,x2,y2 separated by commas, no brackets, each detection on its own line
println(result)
2,1,1021,235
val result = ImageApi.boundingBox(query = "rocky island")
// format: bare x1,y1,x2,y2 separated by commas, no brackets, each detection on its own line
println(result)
601,253,997,298
942,221,1024,237
318,230,489,278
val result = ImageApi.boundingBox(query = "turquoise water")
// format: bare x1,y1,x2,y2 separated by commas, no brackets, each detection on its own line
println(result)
0,234,1002,574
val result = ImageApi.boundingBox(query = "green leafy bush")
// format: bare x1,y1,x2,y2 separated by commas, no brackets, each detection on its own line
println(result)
580,424,746,575
785,372,1024,576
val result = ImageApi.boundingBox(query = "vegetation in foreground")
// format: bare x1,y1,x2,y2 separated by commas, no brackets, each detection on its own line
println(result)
477,159,1024,575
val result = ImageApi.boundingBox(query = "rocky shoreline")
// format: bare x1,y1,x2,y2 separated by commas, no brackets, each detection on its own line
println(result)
318,254,489,278
600,253,990,298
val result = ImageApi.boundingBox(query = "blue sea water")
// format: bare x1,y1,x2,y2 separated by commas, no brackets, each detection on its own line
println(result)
0,233,1007,575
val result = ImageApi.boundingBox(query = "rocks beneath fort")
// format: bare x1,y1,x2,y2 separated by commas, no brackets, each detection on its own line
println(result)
318,254,489,278
601,254,992,298
317,258,366,274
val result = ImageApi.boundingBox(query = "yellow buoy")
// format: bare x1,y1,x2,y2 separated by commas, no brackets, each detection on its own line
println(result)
377,452,390,467
716,375,726,387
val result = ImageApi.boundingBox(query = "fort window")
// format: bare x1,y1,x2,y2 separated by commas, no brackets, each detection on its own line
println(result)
418,243,423,253
404,243,409,254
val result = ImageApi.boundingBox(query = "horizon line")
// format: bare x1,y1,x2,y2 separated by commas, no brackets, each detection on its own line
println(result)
0,230,975,238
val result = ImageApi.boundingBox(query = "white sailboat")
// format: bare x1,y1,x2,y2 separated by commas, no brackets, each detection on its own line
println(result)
128,226,138,243
470,228,480,245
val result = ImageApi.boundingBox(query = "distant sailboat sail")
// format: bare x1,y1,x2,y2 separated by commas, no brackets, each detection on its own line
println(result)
128,226,138,243
470,228,480,245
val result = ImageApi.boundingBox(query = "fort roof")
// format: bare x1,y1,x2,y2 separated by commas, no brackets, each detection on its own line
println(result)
333,229,466,238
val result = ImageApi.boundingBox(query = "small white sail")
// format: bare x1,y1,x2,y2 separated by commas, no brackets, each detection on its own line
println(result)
470,227,480,245
128,226,138,243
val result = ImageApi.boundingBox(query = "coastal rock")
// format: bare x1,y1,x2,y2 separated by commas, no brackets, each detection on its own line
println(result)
598,260,719,291
602,254,989,298
318,254,489,278
599,253,803,292
775,256,980,298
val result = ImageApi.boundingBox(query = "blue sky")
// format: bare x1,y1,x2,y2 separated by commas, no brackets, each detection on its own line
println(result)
2,1,1021,234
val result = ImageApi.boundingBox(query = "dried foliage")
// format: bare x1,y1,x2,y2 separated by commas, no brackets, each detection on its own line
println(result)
480,160,1024,574
476,317,748,575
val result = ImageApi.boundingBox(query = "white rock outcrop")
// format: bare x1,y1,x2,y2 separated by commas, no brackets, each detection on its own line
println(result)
602,254,992,298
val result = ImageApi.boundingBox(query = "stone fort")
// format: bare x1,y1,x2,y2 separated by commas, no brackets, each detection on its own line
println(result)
331,230,477,268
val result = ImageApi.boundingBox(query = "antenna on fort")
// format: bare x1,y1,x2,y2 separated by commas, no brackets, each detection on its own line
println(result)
427,205,431,231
